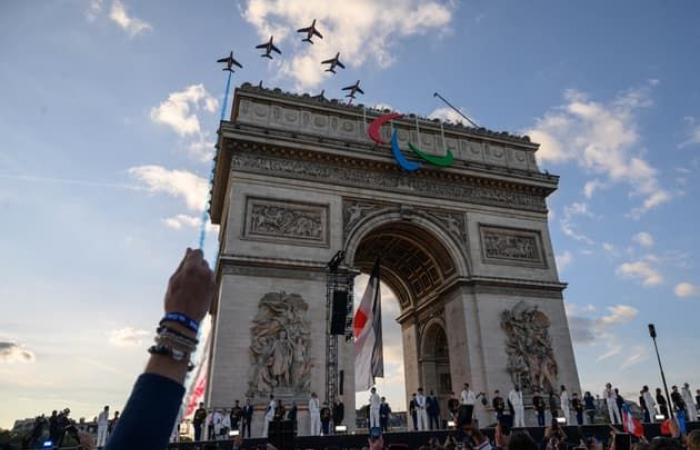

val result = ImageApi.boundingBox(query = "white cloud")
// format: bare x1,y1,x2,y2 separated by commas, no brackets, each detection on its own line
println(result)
679,116,700,148
566,303,638,363
0,342,35,363
163,214,218,233
128,165,208,211
560,202,595,245
620,345,649,369
109,0,152,37
674,282,699,298
150,85,218,137
428,107,470,125
527,82,671,215
602,242,616,253
616,260,663,286
632,231,654,248
187,136,216,163
596,305,639,327
85,0,103,21
241,0,454,89
108,327,150,347
583,179,605,199
556,250,573,272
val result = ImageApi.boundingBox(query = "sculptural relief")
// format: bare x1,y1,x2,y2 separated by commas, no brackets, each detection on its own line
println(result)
501,301,558,393
244,197,329,246
480,225,545,266
248,291,313,397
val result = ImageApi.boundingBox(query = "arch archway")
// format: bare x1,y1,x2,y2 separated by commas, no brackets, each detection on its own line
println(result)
345,212,466,426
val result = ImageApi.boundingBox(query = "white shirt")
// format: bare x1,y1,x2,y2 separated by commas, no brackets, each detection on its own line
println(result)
370,392,381,409
508,390,523,407
560,391,569,408
643,391,656,409
309,397,320,414
222,414,231,428
265,400,276,420
461,389,476,405
681,386,694,404
97,410,109,426
416,394,426,409
603,387,615,402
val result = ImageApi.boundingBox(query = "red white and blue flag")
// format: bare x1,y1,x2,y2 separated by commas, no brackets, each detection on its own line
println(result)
621,403,645,438
353,260,384,391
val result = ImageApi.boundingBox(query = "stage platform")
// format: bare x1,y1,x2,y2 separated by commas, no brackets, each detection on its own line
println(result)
167,422,699,450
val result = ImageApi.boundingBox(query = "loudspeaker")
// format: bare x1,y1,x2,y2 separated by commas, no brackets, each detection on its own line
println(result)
339,370,344,395
330,290,349,335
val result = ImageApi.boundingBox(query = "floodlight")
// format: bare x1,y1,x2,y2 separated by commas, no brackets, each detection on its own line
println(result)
556,417,567,425
229,430,240,437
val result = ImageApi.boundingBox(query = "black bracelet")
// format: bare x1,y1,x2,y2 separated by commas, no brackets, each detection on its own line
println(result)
148,344,195,371
157,325,199,345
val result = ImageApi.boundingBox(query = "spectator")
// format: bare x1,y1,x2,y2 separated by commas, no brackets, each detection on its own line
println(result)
105,248,215,450
508,431,538,450
688,430,700,450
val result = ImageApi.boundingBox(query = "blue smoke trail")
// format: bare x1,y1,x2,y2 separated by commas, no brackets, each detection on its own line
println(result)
198,70,233,252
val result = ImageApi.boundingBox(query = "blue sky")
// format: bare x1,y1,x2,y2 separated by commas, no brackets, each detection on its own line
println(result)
1,0,700,428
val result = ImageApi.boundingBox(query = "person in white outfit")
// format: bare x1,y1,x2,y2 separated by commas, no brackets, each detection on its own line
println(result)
262,395,276,438
460,383,477,425
509,386,525,427
212,409,223,440
682,383,698,421
96,405,109,448
560,385,570,424
604,383,621,424
415,388,429,431
220,409,231,439
369,387,381,429
642,386,656,423
309,392,321,436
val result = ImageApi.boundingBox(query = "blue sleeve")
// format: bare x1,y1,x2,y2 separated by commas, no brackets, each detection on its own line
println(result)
105,373,185,450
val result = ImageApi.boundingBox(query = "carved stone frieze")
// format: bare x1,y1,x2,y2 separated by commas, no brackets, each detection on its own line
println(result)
247,291,313,398
479,225,546,267
243,197,329,247
342,199,387,238
233,149,547,213
501,301,559,393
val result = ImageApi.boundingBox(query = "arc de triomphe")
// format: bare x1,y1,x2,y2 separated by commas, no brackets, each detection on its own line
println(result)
206,83,580,435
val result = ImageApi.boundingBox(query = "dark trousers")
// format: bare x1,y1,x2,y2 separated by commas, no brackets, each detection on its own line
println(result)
429,414,440,430
576,411,584,425
242,418,252,438
458,405,474,427
411,412,417,430
643,410,651,423
380,418,388,432
587,410,595,424
321,420,330,435
536,410,545,426
194,422,203,441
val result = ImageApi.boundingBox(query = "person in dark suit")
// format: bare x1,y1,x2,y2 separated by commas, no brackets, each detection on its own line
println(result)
671,386,687,414
532,389,546,426
230,400,242,431
192,403,207,442
427,390,440,430
583,392,596,424
241,398,254,438
379,397,392,432
572,393,584,425
657,388,669,419
409,393,417,431
614,388,625,420
288,401,298,432
548,391,559,421
492,390,506,424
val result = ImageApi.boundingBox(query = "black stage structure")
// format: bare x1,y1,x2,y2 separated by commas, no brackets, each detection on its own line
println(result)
168,422,699,450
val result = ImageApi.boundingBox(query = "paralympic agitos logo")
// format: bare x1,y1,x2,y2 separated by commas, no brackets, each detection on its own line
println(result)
367,113,454,171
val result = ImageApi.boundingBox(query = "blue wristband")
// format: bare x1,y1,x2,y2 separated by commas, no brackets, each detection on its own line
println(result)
161,312,199,334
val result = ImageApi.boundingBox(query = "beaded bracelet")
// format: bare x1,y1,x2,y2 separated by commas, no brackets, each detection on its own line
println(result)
148,344,195,371
157,324,199,345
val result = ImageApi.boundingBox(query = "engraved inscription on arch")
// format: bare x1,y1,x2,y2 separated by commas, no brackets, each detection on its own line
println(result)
243,197,329,247
479,225,546,268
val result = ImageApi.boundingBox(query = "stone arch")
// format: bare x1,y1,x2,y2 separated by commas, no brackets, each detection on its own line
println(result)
344,208,469,310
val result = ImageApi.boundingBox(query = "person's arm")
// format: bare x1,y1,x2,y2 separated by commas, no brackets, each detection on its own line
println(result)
105,249,215,450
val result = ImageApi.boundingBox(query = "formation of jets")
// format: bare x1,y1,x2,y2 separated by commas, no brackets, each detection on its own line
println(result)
216,51,243,72
215,18,363,101
256,35,282,59
297,19,323,44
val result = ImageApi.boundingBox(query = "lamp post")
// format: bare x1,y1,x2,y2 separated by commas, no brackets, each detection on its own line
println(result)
648,324,673,419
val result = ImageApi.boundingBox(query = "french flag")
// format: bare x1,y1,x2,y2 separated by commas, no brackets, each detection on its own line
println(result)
621,403,645,438
353,260,384,391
